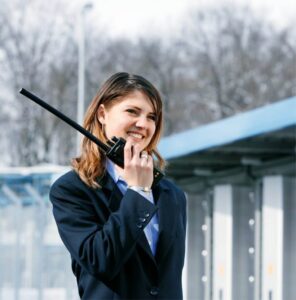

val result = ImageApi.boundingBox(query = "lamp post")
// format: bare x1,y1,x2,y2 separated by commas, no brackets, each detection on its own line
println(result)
77,2,93,154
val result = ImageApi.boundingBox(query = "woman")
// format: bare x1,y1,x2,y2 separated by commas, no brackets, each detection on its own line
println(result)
50,72,187,299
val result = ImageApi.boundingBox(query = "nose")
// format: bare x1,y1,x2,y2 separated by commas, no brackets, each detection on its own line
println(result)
135,115,149,128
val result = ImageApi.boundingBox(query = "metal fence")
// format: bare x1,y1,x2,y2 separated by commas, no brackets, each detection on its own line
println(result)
0,168,79,300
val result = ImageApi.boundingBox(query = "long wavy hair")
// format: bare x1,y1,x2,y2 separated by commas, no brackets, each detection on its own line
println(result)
72,72,166,188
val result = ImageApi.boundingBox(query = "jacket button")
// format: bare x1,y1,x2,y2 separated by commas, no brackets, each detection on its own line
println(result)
149,287,159,296
144,212,150,217
136,222,143,229
138,217,146,222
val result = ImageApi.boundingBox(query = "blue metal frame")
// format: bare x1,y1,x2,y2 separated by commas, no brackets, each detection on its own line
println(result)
159,97,296,159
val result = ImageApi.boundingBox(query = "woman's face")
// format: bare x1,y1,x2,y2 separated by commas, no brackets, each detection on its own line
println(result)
98,90,157,151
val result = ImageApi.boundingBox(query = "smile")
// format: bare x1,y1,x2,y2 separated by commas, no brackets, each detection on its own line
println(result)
127,132,144,139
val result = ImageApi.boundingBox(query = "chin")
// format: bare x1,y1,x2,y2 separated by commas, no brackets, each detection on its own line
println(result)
126,136,143,143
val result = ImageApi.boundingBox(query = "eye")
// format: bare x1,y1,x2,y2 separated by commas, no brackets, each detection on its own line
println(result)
126,109,137,115
148,114,157,122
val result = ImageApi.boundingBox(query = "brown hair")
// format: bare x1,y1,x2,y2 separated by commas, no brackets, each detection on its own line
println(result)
72,72,166,188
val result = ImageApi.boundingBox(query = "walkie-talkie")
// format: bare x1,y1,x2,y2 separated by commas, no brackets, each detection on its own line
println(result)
19,88,164,186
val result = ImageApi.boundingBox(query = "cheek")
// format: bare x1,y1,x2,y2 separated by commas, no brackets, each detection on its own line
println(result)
106,119,130,135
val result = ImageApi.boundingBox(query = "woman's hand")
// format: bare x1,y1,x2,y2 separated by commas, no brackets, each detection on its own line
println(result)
115,140,153,188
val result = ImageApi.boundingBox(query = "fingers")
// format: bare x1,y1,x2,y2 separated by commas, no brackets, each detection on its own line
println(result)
124,141,147,166
140,150,148,159
140,151,153,168
130,143,141,164
124,143,153,169
124,139,133,166
122,144,153,187
140,150,148,166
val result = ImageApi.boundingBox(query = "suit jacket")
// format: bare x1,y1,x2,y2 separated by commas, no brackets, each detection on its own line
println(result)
49,170,186,300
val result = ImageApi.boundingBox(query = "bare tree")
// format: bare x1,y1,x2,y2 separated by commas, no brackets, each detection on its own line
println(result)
0,0,78,165
0,1,295,166
134,37,187,135
182,5,296,122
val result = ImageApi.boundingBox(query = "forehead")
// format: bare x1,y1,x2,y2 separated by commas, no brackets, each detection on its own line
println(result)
115,90,155,112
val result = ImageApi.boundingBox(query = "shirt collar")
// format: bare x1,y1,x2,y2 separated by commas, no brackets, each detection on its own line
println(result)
106,158,121,183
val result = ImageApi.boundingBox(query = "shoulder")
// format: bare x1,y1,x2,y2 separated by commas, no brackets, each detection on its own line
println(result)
159,178,187,221
50,170,88,196
51,170,80,187
158,177,186,200
158,177,183,192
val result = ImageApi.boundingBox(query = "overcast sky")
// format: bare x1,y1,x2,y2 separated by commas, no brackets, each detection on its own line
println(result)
71,0,296,38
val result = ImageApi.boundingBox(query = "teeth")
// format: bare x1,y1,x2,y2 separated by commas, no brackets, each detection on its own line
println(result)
128,133,143,139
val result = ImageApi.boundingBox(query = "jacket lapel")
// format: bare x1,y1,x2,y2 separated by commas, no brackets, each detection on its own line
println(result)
137,231,156,262
137,181,179,263
96,172,122,211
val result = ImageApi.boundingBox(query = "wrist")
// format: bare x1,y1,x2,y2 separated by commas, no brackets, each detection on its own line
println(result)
128,185,152,194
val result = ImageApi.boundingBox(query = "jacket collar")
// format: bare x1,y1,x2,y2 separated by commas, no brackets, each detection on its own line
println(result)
96,171,123,211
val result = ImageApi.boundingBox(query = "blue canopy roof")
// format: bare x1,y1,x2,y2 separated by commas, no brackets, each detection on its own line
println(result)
159,97,296,159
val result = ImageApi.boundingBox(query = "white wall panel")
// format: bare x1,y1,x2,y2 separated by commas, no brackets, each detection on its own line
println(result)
262,176,284,300
213,185,233,300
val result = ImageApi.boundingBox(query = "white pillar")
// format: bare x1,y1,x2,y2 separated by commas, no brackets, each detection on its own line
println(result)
262,176,284,300
213,185,232,300
283,176,296,300
76,3,93,154
185,192,210,300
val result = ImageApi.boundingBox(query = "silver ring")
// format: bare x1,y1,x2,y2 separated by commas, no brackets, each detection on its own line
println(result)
140,151,148,159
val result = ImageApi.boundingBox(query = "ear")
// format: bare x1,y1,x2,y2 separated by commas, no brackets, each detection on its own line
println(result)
97,104,106,124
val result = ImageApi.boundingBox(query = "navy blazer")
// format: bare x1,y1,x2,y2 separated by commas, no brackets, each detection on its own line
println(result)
49,170,186,299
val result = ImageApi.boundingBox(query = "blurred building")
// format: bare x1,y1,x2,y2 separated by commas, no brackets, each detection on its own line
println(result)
0,97,295,300
159,96,296,300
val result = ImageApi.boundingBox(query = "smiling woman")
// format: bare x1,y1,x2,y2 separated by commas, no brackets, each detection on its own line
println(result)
72,72,164,188
49,72,187,300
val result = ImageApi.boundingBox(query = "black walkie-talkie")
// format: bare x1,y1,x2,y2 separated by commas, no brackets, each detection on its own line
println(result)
19,88,164,186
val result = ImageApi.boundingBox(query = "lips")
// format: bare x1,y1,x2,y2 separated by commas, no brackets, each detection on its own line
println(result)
127,131,145,140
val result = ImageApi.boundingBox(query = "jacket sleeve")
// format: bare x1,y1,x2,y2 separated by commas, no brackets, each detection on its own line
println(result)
49,175,157,282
